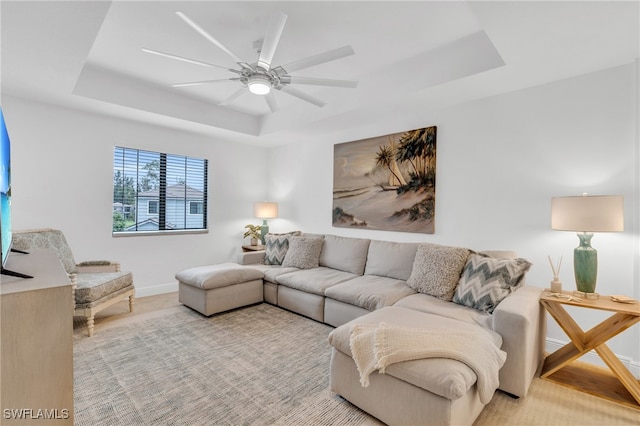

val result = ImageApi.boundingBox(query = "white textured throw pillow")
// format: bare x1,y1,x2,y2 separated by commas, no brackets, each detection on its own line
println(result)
406,243,470,301
453,253,532,314
282,236,324,269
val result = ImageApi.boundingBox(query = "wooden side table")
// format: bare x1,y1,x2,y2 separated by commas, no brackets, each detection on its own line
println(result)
242,245,265,252
539,290,640,409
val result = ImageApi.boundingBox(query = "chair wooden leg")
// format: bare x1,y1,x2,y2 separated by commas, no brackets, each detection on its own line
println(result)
129,294,135,312
87,314,95,337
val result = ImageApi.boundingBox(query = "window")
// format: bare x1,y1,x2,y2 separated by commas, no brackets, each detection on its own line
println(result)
189,201,203,215
112,147,208,234
148,200,159,215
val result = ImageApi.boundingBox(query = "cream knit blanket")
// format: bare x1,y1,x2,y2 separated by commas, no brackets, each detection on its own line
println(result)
349,322,507,404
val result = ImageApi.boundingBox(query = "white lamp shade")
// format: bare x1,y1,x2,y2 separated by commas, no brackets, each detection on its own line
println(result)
551,195,624,232
254,202,278,219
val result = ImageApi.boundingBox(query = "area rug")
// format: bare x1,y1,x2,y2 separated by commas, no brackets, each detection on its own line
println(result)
74,304,380,425
74,303,640,425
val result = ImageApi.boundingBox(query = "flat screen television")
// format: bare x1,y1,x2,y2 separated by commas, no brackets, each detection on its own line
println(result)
1,107,31,278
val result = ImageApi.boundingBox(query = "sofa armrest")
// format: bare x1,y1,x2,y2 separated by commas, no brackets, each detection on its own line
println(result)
237,250,265,265
492,285,545,398
77,260,121,273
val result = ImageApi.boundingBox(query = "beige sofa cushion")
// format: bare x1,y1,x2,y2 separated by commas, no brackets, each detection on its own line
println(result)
276,267,358,296
364,240,420,281
319,235,370,275
243,264,299,283
325,275,416,311
406,243,470,301
393,293,491,329
328,306,502,400
481,250,517,259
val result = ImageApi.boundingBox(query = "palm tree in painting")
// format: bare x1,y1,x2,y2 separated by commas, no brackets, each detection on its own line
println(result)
396,131,420,176
375,144,405,186
396,126,437,188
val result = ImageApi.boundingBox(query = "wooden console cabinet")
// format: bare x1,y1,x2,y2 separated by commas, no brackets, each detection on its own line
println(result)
1,249,73,425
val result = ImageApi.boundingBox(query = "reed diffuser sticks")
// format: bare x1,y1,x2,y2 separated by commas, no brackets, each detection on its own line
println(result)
548,255,563,292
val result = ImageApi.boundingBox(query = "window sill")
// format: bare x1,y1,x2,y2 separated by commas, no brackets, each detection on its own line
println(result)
112,229,208,238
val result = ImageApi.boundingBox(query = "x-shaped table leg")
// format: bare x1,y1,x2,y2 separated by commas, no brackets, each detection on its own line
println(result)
540,300,640,406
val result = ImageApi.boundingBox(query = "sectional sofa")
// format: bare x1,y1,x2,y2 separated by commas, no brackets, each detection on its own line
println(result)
177,233,545,425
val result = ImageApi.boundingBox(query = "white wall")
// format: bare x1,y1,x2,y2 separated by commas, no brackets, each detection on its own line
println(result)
4,63,638,373
3,96,269,296
268,64,640,373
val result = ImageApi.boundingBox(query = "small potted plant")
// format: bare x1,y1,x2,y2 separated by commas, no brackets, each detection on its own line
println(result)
243,224,262,246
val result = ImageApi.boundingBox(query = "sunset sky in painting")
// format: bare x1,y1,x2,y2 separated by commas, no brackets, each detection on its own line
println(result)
333,133,401,189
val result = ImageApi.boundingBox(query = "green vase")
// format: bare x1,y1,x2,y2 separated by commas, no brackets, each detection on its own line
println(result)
574,233,597,293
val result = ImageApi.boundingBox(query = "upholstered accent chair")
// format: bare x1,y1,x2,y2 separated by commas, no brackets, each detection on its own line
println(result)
12,228,135,337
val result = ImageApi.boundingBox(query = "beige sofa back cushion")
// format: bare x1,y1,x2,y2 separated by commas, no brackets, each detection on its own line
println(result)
481,250,517,259
319,235,371,275
364,240,420,281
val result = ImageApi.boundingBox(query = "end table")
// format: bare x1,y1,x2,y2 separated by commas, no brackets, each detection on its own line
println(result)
242,245,265,252
539,290,640,409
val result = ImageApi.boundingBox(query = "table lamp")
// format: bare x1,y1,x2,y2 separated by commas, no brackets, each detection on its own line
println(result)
551,194,624,298
254,201,278,245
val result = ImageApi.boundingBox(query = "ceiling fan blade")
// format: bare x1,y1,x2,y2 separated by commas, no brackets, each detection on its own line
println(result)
282,45,355,74
172,78,239,88
265,92,279,112
279,85,325,107
175,11,244,64
287,76,358,88
219,87,246,106
257,11,287,71
141,48,232,71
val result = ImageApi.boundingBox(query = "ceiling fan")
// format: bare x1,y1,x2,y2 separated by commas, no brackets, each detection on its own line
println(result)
142,10,358,112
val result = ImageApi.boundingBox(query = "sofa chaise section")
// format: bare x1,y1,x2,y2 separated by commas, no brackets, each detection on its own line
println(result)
328,306,502,426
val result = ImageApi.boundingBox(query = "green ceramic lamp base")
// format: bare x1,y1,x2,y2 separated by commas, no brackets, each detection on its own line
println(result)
260,219,269,245
574,232,598,294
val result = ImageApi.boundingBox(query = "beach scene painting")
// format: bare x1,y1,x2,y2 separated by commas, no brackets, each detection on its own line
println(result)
333,126,437,234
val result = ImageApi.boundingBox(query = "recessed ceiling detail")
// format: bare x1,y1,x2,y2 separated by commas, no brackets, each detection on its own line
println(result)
71,2,503,137
4,1,636,144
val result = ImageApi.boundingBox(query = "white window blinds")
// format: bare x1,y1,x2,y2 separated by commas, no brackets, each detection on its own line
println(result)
113,147,208,234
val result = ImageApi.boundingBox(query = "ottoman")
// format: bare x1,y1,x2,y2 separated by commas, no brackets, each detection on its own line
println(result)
176,262,264,316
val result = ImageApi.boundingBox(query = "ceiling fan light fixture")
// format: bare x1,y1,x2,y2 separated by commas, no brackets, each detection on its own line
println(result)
163,11,357,108
247,75,272,95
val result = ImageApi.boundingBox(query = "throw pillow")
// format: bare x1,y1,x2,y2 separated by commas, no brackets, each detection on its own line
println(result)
406,243,470,301
452,253,532,314
282,236,324,269
264,231,301,265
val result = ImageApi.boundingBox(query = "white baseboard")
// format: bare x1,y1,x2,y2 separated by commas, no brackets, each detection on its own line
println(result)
545,337,640,379
134,281,178,298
